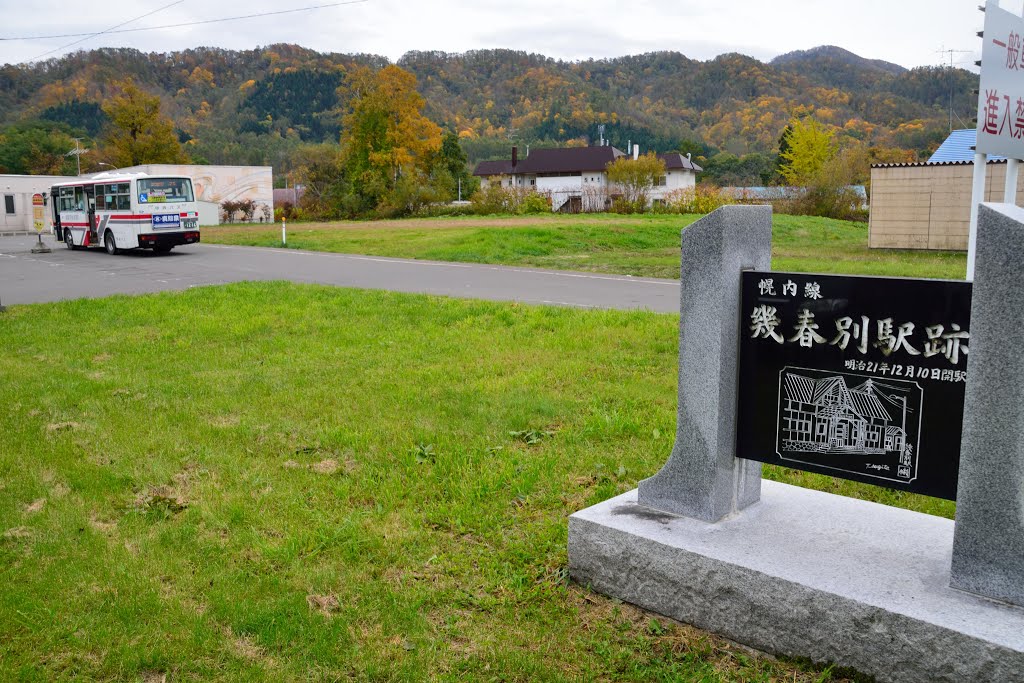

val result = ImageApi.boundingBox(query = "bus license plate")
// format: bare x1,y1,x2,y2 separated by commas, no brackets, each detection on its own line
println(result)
183,218,198,230
153,214,180,230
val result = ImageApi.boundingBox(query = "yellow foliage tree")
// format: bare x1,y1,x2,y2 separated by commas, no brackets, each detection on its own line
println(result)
100,79,188,167
340,65,442,209
606,152,667,212
779,116,836,186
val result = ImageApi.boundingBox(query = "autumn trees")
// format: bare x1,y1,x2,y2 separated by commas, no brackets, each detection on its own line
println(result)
0,122,80,175
101,79,189,167
605,153,667,212
287,64,475,218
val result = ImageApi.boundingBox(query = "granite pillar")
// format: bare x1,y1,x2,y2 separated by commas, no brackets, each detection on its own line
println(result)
637,205,771,521
951,202,1024,608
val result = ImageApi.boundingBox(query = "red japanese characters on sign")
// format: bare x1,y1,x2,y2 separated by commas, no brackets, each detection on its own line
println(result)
977,2,1024,158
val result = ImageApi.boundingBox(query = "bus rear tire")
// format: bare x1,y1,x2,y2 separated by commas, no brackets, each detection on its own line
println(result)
104,230,118,255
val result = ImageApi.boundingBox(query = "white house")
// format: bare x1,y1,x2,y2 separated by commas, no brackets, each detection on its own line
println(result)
473,145,702,212
652,152,703,201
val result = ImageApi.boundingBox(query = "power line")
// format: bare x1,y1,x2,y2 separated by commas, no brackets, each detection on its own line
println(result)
5,1,369,43
28,0,184,61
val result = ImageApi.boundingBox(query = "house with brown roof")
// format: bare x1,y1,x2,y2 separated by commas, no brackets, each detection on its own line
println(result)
473,145,702,212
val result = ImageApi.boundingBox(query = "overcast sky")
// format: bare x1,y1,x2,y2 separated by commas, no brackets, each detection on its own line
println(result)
0,0,1008,70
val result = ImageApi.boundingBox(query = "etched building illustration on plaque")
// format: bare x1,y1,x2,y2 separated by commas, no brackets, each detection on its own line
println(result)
776,367,922,483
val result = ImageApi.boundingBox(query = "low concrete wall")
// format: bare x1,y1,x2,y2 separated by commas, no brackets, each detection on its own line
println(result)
869,161,1024,251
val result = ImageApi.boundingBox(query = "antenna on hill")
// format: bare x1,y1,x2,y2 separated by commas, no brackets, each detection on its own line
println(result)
65,138,89,176
936,46,973,132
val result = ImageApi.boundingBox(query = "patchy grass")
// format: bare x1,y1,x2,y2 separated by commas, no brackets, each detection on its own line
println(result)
207,213,967,280
0,282,921,681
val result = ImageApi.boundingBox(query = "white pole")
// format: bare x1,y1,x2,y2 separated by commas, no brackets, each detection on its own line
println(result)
282,217,287,247
967,151,988,281
1005,1,1024,210
1005,158,1019,206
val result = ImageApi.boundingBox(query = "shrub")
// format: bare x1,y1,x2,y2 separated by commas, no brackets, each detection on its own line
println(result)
274,202,299,222
219,199,239,223
775,185,867,222
656,184,735,214
220,198,258,223
470,184,551,215
520,191,552,214
411,203,476,218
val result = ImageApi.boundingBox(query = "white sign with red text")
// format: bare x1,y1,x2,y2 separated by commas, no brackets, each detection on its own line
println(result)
977,1,1024,158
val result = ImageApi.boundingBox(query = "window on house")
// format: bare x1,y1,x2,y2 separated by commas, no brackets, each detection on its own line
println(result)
530,179,536,186
655,176,667,187
4,195,14,215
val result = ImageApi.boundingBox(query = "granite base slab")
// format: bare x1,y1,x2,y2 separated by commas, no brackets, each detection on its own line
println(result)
568,481,1024,683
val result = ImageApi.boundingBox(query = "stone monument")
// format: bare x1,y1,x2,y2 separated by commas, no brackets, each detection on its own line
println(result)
951,203,1024,608
568,204,1024,683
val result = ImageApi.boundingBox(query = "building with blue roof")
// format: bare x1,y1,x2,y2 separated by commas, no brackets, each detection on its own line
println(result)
928,129,1005,164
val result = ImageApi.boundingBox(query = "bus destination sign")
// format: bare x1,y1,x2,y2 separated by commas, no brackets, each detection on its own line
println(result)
152,213,181,230
736,271,972,501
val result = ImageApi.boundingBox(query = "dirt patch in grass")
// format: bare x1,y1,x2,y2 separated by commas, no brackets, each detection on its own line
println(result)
310,458,339,474
136,485,187,513
88,515,117,534
3,526,33,540
306,593,341,617
24,498,45,514
46,421,83,432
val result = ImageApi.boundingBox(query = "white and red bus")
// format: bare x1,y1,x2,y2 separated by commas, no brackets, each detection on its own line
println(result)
51,172,200,254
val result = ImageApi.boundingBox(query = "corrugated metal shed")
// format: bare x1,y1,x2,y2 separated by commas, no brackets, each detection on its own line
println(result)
928,129,1006,163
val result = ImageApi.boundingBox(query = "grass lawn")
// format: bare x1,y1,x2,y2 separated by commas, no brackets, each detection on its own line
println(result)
0,282,952,681
205,213,968,280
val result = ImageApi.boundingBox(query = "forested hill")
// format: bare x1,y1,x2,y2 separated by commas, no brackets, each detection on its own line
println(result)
0,43,977,177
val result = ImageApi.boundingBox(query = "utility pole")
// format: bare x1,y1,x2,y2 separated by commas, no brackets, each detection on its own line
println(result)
936,47,972,132
66,138,89,176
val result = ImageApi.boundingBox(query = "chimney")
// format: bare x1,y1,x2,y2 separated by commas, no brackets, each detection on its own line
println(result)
633,144,639,160
512,146,518,168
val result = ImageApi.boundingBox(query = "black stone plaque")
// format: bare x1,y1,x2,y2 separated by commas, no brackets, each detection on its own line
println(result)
736,271,972,500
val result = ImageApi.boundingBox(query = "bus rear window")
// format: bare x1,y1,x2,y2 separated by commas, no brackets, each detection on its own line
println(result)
138,178,194,204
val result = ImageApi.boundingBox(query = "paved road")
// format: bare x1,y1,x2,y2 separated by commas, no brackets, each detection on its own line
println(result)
0,235,680,313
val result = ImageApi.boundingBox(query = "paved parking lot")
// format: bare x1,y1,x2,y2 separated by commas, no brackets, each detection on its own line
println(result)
0,235,680,312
